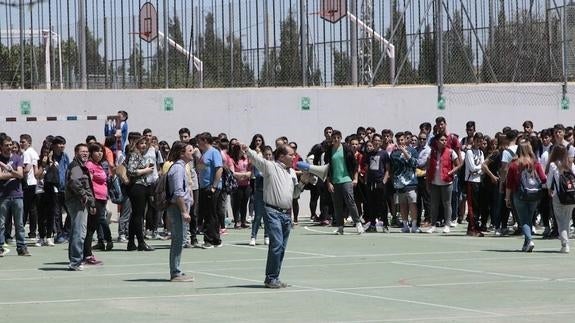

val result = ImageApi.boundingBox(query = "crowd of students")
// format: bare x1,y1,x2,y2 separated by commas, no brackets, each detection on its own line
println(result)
1,113,574,270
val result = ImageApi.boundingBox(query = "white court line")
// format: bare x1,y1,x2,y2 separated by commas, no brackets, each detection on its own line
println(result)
229,243,337,258
0,270,505,316
194,270,501,317
392,261,549,281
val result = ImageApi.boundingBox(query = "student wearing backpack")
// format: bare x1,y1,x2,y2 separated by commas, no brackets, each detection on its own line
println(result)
505,142,547,252
165,142,194,281
546,145,575,253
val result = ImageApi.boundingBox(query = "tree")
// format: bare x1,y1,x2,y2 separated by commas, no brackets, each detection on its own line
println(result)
277,10,302,86
380,0,417,85
418,24,436,84
333,49,351,85
444,10,475,83
128,45,145,86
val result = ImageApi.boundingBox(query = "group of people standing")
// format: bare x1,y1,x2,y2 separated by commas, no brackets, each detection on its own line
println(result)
2,113,575,285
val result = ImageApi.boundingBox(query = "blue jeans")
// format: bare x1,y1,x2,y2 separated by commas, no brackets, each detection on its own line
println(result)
263,206,291,283
512,193,538,246
0,198,26,250
251,189,267,239
167,204,185,278
65,199,88,267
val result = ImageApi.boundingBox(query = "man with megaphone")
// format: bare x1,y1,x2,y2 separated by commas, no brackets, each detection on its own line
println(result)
241,142,312,289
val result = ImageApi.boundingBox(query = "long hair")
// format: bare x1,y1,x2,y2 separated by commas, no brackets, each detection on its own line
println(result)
516,142,536,170
546,145,571,174
249,134,265,150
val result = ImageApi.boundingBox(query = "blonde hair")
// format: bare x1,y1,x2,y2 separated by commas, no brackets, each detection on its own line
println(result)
516,142,536,169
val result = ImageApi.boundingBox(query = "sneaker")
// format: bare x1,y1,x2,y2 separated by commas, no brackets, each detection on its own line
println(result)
426,226,436,234
171,274,195,282
0,248,9,257
494,229,502,237
542,227,551,237
523,241,535,252
117,235,128,243
105,241,114,251
220,228,228,235
467,230,484,237
92,241,106,250
46,238,55,246
17,248,31,256
401,226,410,233
249,238,256,246
183,242,193,249
264,280,289,289
83,255,103,265
442,226,450,234
334,227,344,235
68,264,84,271
382,226,390,233
450,222,458,228
264,237,270,245
54,236,67,244
202,242,223,249
561,244,570,253
356,223,365,234
191,241,202,248
35,238,45,247
410,226,420,233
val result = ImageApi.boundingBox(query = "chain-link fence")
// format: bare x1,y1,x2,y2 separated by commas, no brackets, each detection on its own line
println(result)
0,0,573,90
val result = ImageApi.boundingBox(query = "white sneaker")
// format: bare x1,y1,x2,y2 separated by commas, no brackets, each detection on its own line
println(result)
356,223,365,234
450,222,457,228
523,241,535,252
34,239,44,247
46,238,55,246
494,229,501,237
442,226,450,234
334,227,344,235
561,244,570,253
249,238,256,246
411,226,419,233
264,237,270,245
426,226,436,234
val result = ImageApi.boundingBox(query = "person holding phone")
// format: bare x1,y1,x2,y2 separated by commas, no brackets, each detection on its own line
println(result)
126,135,155,252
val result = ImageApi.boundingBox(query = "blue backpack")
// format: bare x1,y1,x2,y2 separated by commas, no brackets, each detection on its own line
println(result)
108,175,127,204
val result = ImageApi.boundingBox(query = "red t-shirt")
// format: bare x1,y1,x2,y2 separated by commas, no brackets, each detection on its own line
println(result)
506,161,547,192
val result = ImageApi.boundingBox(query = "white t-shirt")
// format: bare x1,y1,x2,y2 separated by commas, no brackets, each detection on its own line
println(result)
501,144,518,164
464,148,484,183
143,147,164,184
432,150,458,186
22,147,39,186
547,161,575,200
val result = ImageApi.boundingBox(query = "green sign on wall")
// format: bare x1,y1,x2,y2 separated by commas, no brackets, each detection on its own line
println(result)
301,97,311,110
20,101,31,115
164,97,174,111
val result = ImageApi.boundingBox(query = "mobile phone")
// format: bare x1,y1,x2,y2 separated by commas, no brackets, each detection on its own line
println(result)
148,163,154,168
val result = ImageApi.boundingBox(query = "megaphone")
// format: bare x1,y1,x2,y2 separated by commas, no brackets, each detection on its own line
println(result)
297,161,329,182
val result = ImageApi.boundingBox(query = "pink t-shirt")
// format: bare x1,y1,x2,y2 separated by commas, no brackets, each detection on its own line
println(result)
233,157,251,187
85,160,108,201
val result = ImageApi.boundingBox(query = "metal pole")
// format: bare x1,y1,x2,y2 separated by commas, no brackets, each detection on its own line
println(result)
436,0,444,100
19,0,24,88
350,0,358,85
300,0,308,86
263,0,270,81
78,0,87,89
562,0,568,103
163,0,169,89
229,1,234,87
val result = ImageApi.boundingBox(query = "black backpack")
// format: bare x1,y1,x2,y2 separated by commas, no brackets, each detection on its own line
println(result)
221,168,238,194
553,170,575,205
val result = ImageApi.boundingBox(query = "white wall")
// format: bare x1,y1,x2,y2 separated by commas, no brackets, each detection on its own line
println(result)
1,83,574,156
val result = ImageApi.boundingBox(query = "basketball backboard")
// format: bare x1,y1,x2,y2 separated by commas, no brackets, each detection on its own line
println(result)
320,0,347,23
139,2,158,43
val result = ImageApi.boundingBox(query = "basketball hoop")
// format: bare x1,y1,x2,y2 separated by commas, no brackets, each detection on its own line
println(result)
139,2,158,43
